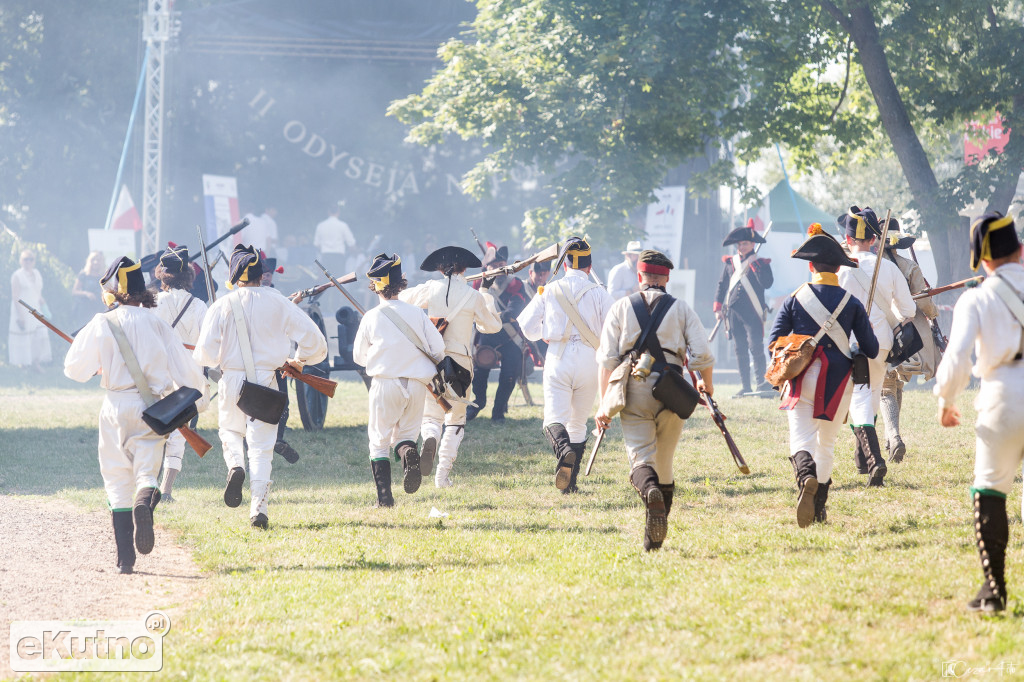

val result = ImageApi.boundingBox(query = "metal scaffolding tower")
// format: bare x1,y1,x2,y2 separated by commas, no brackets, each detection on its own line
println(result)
142,0,176,255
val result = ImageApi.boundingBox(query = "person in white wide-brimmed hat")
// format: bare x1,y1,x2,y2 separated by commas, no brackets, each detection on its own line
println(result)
607,240,643,300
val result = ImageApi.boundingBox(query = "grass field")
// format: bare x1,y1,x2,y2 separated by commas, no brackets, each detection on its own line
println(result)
2,366,1022,680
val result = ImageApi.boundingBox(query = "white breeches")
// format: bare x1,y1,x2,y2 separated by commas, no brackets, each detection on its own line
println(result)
98,391,166,510
620,373,684,485
849,353,887,426
369,377,427,461
786,359,853,483
163,430,185,473
422,360,471,475
217,369,278,483
973,374,1024,500
542,340,599,443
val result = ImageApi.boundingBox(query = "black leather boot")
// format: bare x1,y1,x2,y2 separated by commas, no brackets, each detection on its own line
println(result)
851,426,869,475
112,511,136,574
789,451,818,529
645,483,675,551
968,492,1008,613
562,441,586,494
814,479,831,523
395,440,421,494
224,466,246,508
133,487,160,555
544,423,576,491
371,459,395,508
856,425,887,487
630,465,666,549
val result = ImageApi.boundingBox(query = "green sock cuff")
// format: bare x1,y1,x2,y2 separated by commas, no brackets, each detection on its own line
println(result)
369,456,390,462
970,487,1007,500
110,507,132,512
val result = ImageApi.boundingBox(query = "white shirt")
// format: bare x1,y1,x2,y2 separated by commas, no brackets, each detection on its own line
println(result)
314,216,356,255
597,288,715,372
607,259,639,300
399,275,502,361
9,268,44,330
353,298,445,380
155,289,209,347
518,268,614,346
837,251,916,350
64,306,208,410
193,286,327,372
934,262,1024,409
239,213,274,253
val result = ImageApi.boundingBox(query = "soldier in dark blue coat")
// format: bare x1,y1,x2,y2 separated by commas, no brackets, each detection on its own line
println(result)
768,224,879,527
714,220,774,397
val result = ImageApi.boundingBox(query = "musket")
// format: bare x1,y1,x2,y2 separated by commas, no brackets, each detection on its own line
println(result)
906,243,949,351
912,276,984,300
465,242,560,282
18,300,74,343
709,221,774,342
864,210,893,316
584,425,606,476
314,260,363,313
469,227,488,256
29,303,212,457
689,368,749,474
288,282,333,304
196,224,218,304
188,218,249,261
278,360,337,398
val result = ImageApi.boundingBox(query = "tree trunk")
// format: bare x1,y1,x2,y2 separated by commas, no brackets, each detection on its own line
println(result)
840,1,969,284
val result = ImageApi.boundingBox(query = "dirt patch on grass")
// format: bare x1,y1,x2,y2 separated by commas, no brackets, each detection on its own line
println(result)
0,495,202,677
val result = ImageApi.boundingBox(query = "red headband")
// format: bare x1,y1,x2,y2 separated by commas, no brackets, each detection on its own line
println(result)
638,262,670,275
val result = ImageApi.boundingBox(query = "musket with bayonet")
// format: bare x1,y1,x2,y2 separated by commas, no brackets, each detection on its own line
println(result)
863,210,893,317
188,218,249,262
911,276,984,301
23,300,213,457
465,242,561,282
709,221,774,342
196,224,218,304
469,227,488,256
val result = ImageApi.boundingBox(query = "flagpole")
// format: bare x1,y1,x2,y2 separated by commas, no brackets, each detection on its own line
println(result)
104,44,150,231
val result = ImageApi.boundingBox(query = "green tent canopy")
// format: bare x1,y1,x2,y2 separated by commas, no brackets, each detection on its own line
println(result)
746,179,836,233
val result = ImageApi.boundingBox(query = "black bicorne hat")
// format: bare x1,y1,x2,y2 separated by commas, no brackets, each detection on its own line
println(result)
723,219,767,247
100,256,146,295
531,259,551,273
482,242,509,267
420,246,482,272
970,211,1020,271
560,235,592,269
882,221,917,251
228,244,263,287
792,224,859,268
159,245,190,274
139,251,162,274
837,206,881,240
367,252,403,291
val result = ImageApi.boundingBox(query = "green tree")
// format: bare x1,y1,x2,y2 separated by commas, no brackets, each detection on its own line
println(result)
393,0,1024,283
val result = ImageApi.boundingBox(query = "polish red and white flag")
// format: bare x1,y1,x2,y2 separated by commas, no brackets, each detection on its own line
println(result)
112,185,142,231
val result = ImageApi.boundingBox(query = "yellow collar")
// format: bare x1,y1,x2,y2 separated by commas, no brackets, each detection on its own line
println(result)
811,272,839,286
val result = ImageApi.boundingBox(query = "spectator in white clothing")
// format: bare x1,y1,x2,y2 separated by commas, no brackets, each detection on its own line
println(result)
607,240,642,300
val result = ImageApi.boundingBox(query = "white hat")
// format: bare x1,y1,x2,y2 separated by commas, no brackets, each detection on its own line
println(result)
622,240,643,255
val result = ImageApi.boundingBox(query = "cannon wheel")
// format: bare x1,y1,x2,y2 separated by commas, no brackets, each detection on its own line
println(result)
296,308,330,431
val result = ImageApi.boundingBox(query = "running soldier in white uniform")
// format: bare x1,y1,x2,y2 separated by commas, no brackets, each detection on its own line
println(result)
877,226,940,462
836,206,915,485
153,244,209,501
400,246,502,487
65,256,208,574
194,245,327,529
595,250,714,551
519,236,613,493
355,253,446,506
936,211,1024,614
